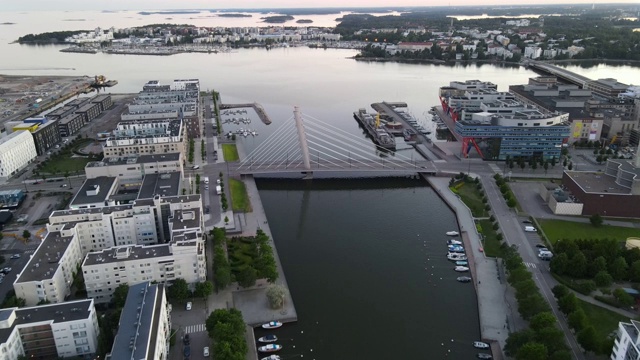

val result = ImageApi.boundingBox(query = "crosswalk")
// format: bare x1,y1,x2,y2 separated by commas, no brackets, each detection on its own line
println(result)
524,262,537,269
184,323,206,334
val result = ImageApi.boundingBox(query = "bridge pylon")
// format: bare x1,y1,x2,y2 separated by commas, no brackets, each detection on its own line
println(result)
293,106,312,176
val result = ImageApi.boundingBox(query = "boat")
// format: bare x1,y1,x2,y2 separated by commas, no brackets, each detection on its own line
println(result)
258,344,283,353
477,353,493,359
448,245,464,252
261,356,281,360
403,128,417,142
457,276,472,283
447,239,462,245
455,266,470,272
456,260,468,266
353,109,396,150
261,321,282,329
258,335,278,343
446,231,459,236
473,341,490,349
447,253,467,261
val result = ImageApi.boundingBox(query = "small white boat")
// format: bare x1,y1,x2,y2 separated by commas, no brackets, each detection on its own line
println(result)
258,344,282,353
258,334,278,343
446,231,459,236
447,254,467,261
447,239,462,245
261,355,281,360
473,341,490,349
261,321,283,329
455,266,470,272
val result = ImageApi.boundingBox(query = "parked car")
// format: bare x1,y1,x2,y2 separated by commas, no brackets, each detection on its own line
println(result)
10,254,20,259
192,165,200,170
60,184,68,188
522,220,532,224
184,346,191,358
535,244,547,248
524,226,537,232
205,206,210,214
3,267,11,274
204,185,209,191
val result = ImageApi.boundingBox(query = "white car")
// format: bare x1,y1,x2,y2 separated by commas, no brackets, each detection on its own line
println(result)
203,347,209,356
186,302,192,311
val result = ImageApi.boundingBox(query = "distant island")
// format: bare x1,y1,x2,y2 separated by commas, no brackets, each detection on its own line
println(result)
217,13,252,18
138,11,201,15
296,19,313,24
1,22,16,25
17,30,87,44
261,15,294,23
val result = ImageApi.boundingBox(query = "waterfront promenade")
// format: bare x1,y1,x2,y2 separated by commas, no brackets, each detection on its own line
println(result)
427,176,524,359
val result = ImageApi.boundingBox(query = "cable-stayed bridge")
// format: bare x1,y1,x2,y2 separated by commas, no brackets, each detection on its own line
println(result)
232,107,436,176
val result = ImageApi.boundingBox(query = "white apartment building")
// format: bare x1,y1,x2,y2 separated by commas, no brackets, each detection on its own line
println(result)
0,299,100,360
106,282,170,360
15,195,202,305
103,119,186,157
84,152,184,182
13,232,83,306
82,234,206,303
612,320,640,360
524,46,543,59
0,131,37,180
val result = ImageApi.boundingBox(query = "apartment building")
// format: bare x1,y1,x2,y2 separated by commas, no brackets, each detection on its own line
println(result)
102,119,186,157
106,282,170,360
75,102,101,123
84,153,184,183
9,117,61,156
0,299,100,360
82,234,206,303
58,113,84,137
0,131,37,180
13,232,83,306
90,94,113,112
611,320,640,360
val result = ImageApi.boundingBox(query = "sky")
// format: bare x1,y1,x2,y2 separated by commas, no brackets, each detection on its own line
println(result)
2,0,638,11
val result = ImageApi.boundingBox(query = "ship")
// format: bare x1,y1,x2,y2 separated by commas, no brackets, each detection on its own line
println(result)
91,75,118,88
353,109,396,150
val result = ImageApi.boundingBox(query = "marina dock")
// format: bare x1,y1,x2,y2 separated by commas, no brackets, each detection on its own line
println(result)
221,102,272,125
353,108,396,149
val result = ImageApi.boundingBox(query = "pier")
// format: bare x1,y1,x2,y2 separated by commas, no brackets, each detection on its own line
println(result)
221,102,272,125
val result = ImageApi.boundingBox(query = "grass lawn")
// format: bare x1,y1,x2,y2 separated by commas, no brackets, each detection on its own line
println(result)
222,144,239,162
478,219,503,257
39,157,92,175
538,219,640,245
578,299,627,340
229,179,252,212
454,182,488,217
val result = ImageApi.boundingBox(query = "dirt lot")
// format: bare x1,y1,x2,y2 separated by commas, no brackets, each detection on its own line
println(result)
0,74,91,125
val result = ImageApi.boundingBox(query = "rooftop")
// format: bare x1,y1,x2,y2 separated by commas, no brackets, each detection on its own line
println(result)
91,94,111,103
75,102,100,113
0,130,30,147
16,231,74,283
86,153,181,168
108,283,165,360
609,158,640,178
137,172,181,200
59,113,83,125
83,242,187,266
169,209,201,233
0,299,94,345
564,171,630,195
70,177,118,207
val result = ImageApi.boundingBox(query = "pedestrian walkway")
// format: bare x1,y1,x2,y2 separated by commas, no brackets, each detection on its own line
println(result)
184,323,206,334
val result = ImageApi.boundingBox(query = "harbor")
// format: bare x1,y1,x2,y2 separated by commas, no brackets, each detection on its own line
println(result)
221,102,272,125
352,108,396,150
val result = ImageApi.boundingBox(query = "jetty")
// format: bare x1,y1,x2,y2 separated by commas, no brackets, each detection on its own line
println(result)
221,102,272,125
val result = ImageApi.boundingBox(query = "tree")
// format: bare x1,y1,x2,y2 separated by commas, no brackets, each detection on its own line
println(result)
507,197,517,208
266,285,286,309
594,271,613,287
567,308,588,332
629,260,640,282
577,326,599,353
194,281,214,299
596,154,603,163
568,251,587,278
505,329,536,356
613,288,635,306
558,293,578,314
535,326,567,354
22,230,31,240
588,256,608,277
552,284,569,299
529,312,557,331
236,267,257,288
589,213,603,227
112,284,129,308
550,253,569,275
568,162,573,170
168,278,190,303
543,161,549,174
516,342,548,360
610,257,629,281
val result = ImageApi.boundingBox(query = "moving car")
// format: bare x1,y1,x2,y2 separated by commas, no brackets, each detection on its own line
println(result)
186,302,192,311
203,347,209,356
10,254,20,259
2,267,12,274
183,334,190,345
192,165,200,170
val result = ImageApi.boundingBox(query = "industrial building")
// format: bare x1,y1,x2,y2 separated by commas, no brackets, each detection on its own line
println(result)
106,282,170,360
0,299,100,360
0,131,37,180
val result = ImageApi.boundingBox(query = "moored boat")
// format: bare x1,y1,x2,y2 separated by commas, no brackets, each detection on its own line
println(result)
447,239,462,245
455,266,470,272
446,231,459,236
473,341,490,349
258,344,283,353
448,245,464,253
457,276,472,283
258,334,278,343
261,356,281,360
447,253,467,261
456,260,469,266
261,321,282,329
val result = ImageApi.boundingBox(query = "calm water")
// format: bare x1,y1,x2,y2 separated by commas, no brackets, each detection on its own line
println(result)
257,178,481,359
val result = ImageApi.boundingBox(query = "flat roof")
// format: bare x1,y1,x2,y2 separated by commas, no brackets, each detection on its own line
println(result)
70,177,117,207
564,171,630,195
75,102,100,113
0,299,93,345
91,94,111,103
59,113,83,125
169,209,201,232
609,159,640,178
86,153,180,168
137,172,181,200
108,282,164,360
16,231,74,283
83,243,173,266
